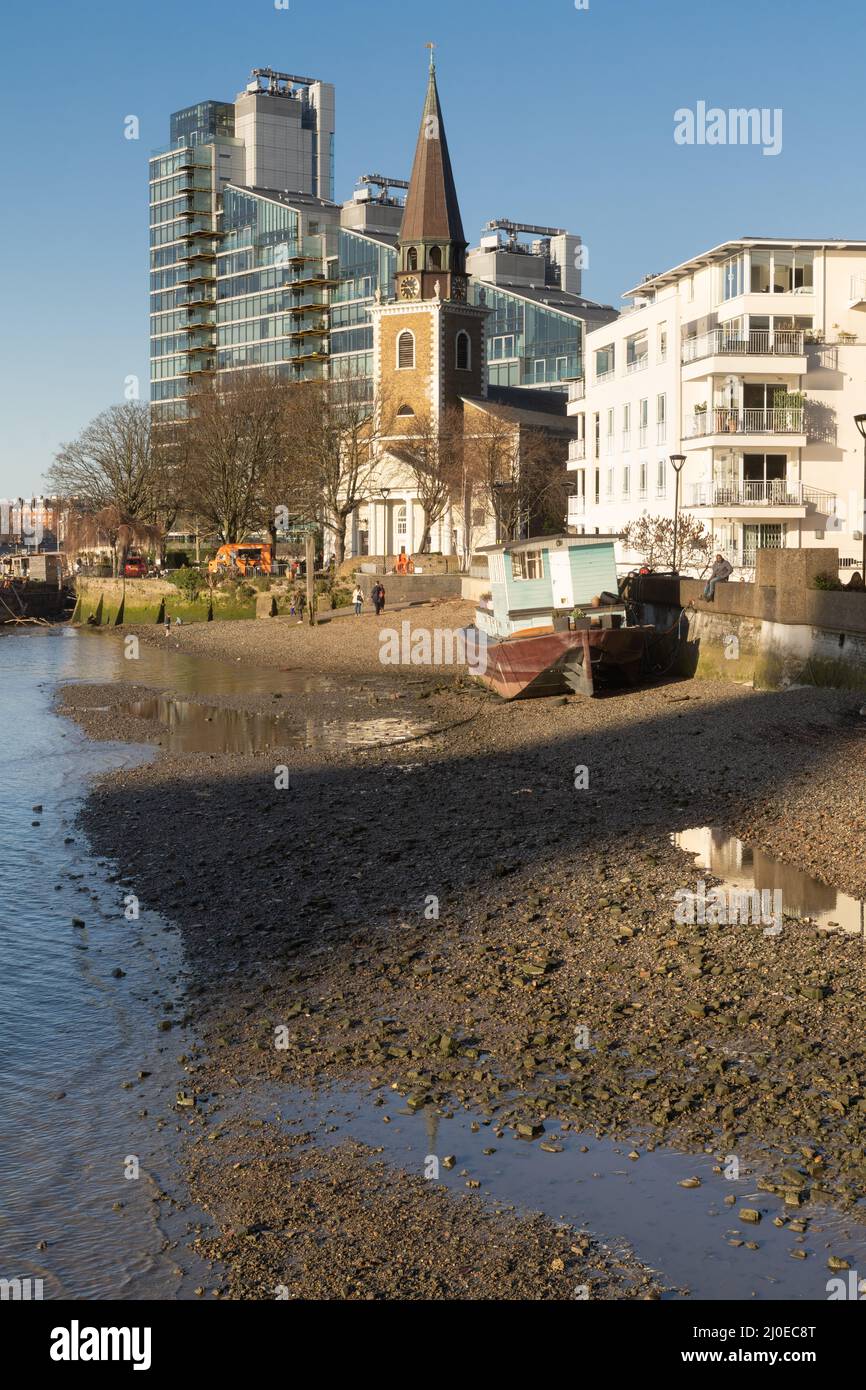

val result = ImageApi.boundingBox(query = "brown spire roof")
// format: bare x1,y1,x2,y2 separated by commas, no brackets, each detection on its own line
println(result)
400,59,466,249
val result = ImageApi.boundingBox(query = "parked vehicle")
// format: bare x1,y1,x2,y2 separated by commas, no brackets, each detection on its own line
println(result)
208,542,273,577
123,553,148,578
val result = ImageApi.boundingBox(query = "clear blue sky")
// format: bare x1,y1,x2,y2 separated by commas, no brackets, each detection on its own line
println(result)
1,0,864,495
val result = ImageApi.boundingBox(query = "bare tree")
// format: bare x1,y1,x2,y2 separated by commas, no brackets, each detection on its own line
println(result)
620,511,712,573
47,402,162,574
275,377,394,565
466,407,570,542
388,403,463,553
185,372,284,543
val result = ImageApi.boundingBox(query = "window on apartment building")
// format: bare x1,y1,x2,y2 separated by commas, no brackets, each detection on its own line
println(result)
685,275,695,301
594,468,600,504
606,467,614,497
534,359,546,383
720,253,746,301
772,249,814,293
593,413,600,458
657,393,667,444
456,331,471,370
595,343,615,378
639,398,648,446
511,548,544,580
656,458,667,498
639,461,647,498
622,465,631,498
658,323,668,361
626,331,648,371
606,407,614,450
622,403,631,447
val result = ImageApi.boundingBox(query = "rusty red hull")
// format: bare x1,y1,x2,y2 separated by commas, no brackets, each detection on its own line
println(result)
477,626,652,700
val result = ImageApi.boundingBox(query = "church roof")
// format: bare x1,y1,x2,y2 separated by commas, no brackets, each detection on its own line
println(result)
400,61,466,249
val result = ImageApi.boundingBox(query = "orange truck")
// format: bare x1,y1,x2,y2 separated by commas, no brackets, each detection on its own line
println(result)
208,542,273,577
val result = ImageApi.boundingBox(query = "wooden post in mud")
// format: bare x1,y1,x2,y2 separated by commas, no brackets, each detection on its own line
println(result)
305,531,316,627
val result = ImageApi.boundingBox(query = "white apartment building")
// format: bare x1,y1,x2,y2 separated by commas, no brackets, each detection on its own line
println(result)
567,238,866,576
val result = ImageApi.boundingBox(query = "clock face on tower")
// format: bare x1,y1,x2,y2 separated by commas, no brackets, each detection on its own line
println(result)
452,278,467,301
400,276,420,300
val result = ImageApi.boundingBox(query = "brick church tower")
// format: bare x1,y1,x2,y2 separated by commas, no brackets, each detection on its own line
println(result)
372,52,488,421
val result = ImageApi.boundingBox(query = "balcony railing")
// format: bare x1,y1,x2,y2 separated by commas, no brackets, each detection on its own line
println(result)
850,274,866,303
686,407,804,438
626,354,648,374
690,481,836,510
595,367,614,384
681,328,804,364
567,496,586,521
568,439,586,461
568,379,586,402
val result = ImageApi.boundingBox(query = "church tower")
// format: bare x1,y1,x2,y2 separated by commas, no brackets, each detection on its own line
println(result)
373,50,487,420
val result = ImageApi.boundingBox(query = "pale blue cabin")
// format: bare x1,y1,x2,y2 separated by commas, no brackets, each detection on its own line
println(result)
476,535,620,640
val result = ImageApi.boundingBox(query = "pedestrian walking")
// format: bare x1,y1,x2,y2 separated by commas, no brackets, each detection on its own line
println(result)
352,583,364,616
372,581,385,615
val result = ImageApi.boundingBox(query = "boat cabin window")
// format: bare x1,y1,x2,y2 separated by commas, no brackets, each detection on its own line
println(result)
511,548,543,580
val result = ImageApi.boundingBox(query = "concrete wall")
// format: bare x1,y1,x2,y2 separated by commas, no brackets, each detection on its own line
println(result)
666,548,866,690
355,573,463,604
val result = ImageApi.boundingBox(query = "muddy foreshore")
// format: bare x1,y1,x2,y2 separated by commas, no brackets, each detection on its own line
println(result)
59,606,866,1298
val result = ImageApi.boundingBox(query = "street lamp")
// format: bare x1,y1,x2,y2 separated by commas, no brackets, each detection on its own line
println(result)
855,415,866,580
669,454,687,574
379,486,391,566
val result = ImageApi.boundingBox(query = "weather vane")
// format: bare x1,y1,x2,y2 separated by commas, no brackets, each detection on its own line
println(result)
426,41,436,71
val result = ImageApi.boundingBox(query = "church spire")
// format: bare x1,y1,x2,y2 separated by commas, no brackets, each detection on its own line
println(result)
395,49,468,303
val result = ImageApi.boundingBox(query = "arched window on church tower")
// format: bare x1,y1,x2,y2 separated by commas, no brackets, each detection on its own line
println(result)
397,331,415,369
429,245,442,270
456,331,471,371
407,247,418,271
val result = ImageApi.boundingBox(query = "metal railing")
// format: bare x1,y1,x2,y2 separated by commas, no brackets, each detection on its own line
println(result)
690,480,836,510
568,439,587,462
626,354,648,373
567,496,586,521
568,379,586,402
681,327,804,364
850,274,866,303
686,407,804,438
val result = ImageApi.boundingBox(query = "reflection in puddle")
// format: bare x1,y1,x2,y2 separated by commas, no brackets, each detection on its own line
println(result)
256,1084,866,1301
673,826,866,938
118,694,433,754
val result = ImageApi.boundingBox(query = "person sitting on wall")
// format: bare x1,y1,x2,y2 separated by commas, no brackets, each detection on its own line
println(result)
395,548,411,575
703,553,734,602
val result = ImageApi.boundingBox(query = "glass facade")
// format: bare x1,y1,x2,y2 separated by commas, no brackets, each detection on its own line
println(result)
170,101,234,148
149,143,221,419
469,283,582,386
216,189,330,380
329,229,396,388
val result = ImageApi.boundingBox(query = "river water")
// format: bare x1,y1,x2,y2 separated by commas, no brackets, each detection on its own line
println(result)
0,627,212,1299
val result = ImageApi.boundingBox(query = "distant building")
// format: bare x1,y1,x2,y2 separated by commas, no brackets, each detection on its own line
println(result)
151,67,616,422
0,496,63,550
339,56,575,564
149,70,335,421
568,237,866,576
